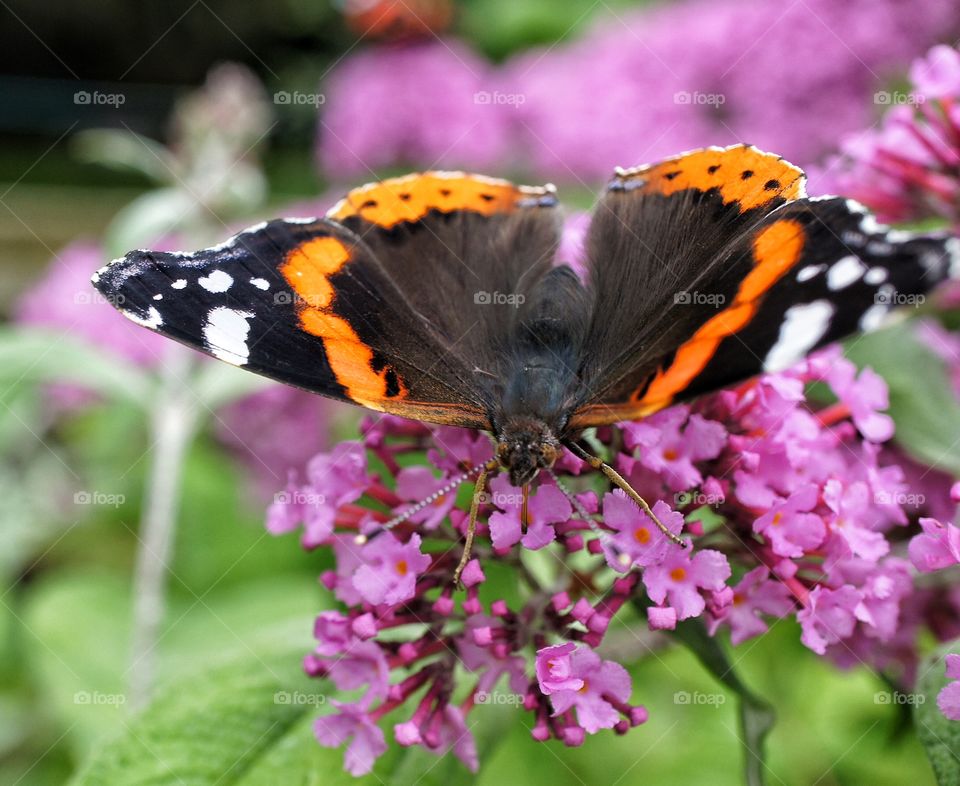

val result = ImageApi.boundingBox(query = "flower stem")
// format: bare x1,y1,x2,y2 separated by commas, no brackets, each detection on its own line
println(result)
129,349,198,708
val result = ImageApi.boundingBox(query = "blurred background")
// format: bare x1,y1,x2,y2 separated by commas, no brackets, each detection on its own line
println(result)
1,0,959,784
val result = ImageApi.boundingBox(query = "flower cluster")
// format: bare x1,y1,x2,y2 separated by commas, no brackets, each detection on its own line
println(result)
317,0,960,180
817,44,960,227
269,345,960,776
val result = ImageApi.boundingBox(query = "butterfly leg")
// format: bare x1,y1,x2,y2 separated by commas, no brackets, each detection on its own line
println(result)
453,459,499,587
564,441,686,547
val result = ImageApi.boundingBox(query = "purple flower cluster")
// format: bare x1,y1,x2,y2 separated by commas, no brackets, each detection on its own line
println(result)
317,0,960,180
269,346,960,776
816,44,960,226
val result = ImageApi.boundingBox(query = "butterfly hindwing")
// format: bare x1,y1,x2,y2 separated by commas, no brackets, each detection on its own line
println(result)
92,217,489,427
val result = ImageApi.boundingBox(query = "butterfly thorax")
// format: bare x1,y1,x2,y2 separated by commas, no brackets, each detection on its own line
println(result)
494,415,561,487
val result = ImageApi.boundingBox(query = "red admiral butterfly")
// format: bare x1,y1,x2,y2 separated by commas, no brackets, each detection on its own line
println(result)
93,145,959,582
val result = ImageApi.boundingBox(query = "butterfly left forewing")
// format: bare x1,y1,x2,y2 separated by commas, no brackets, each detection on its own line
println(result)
92,217,490,427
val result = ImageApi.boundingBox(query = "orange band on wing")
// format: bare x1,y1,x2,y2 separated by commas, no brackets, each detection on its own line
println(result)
611,145,805,212
327,172,556,229
632,217,806,413
281,236,408,408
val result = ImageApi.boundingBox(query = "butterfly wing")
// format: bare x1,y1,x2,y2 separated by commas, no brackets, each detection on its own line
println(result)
92,172,562,429
569,146,959,428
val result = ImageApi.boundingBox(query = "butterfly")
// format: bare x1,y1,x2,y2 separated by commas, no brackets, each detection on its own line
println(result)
93,144,959,582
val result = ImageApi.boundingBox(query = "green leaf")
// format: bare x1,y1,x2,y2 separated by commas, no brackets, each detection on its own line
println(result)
68,644,342,786
915,642,960,785
668,613,775,786
72,130,175,184
0,327,152,405
844,326,960,476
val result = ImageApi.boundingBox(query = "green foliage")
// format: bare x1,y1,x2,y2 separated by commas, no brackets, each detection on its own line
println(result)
916,642,960,785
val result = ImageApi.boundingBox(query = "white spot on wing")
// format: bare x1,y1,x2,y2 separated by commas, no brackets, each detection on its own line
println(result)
172,279,187,289
250,277,270,290
203,307,254,366
864,267,888,285
859,304,889,332
199,270,233,293
123,306,163,329
827,256,866,290
763,301,834,372
796,264,825,282
948,237,960,280
153,293,163,301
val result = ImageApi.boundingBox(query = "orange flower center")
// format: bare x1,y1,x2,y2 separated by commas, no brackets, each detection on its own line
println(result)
663,448,679,461
732,593,745,606
395,559,408,576
634,526,651,544
771,512,783,526
669,567,687,582
578,679,589,693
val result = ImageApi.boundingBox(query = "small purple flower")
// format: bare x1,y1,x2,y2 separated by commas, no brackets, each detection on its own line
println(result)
487,476,571,550
537,643,633,734
909,517,960,572
823,479,889,563
536,643,584,694
601,493,684,571
352,532,432,606
827,361,894,443
797,585,865,655
622,407,726,491
910,44,960,99
394,466,457,530
643,548,731,620
937,653,960,721
753,485,827,559
314,701,387,777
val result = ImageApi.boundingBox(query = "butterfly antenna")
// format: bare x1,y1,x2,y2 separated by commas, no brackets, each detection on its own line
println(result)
548,468,638,570
381,460,489,531
563,441,686,547
453,458,500,587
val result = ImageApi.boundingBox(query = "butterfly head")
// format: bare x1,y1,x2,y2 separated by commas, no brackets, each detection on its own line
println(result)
495,416,561,487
